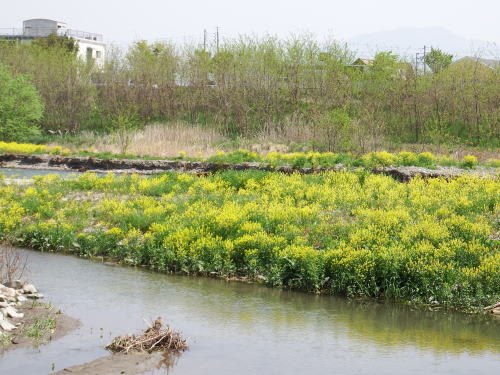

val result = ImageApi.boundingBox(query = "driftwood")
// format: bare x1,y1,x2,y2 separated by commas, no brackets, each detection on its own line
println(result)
483,302,500,315
105,317,188,354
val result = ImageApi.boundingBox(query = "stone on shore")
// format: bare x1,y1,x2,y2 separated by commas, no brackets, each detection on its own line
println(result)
0,312,16,332
26,293,44,299
22,284,37,294
2,306,24,319
0,287,16,299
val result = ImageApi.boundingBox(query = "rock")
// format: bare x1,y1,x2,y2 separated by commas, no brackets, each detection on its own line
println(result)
26,293,44,299
0,294,6,303
2,306,23,319
0,301,9,308
4,280,24,290
22,283,38,294
16,295,27,302
0,287,16,299
0,319,16,332
492,307,500,316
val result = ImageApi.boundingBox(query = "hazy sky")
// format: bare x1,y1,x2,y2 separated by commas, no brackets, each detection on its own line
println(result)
2,0,499,47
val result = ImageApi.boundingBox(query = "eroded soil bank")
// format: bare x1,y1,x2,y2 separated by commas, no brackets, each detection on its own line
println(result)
1,153,497,181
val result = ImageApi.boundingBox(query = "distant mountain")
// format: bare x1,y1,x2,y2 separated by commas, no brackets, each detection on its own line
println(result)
348,27,498,59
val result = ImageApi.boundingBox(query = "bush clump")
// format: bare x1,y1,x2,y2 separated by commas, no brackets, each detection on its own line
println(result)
0,64,43,142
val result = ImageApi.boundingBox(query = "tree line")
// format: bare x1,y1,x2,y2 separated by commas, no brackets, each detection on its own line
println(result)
0,34,498,149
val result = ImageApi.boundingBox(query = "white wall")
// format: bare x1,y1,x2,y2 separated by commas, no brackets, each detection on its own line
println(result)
76,39,106,67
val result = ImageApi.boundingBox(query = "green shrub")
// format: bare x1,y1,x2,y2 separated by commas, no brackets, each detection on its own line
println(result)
0,63,43,142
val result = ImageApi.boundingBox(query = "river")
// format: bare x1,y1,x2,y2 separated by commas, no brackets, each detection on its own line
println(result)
0,249,498,374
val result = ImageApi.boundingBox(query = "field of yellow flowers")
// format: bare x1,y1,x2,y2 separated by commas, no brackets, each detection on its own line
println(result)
0,170,498,309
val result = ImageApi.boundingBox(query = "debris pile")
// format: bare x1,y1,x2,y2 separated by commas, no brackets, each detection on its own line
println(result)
0,280,44,334
483,302,500,316
106,317,188,354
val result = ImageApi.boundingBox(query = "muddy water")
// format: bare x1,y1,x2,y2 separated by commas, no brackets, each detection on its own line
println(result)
0,250,498,375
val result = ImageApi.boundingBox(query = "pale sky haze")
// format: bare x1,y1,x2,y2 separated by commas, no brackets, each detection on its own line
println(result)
2,0,499,48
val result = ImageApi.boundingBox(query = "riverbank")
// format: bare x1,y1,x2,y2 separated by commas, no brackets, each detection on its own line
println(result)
1,152,498,182
0,280,80,352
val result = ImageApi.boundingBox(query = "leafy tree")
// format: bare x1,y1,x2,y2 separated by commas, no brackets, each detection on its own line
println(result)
316,107,352,151
424,48,453,73
0,63,43,141
33,33,79,55
370,51,400,79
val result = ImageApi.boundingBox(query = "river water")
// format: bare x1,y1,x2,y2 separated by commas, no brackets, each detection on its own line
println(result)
0,249,498,375
0,167,79,179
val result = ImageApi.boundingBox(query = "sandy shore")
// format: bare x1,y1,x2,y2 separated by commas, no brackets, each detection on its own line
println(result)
52,351,181,375
1,302,80,352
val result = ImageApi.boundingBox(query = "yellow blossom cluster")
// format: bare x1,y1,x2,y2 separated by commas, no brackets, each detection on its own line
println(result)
0,169,498,309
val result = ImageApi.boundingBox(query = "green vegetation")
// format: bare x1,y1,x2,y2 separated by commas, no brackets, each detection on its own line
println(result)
0,171,498,310
0,332,11,347
0,64,43,142
25,316,56,341
0,35,498,149
424,48,453,73
32,34,79,56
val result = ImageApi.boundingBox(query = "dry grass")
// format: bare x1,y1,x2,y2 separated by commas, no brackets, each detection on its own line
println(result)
48,119,498,161
84,122,227,158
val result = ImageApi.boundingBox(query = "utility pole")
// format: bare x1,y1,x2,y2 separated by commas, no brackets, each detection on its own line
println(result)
203,29,207,52
415,46,430,75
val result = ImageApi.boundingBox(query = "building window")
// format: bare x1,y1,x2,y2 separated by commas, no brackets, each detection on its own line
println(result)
95,50,101,59
86,47,93,61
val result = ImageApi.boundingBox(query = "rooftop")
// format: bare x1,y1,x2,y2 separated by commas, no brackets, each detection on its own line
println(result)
0,27,103,42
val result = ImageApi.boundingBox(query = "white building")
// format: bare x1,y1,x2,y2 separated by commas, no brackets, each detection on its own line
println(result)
1,19,106,67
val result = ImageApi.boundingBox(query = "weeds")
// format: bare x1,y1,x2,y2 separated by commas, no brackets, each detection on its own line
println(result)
25,316,56,341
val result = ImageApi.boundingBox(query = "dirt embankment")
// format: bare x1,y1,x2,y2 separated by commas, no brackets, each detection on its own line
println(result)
1,153,497,181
